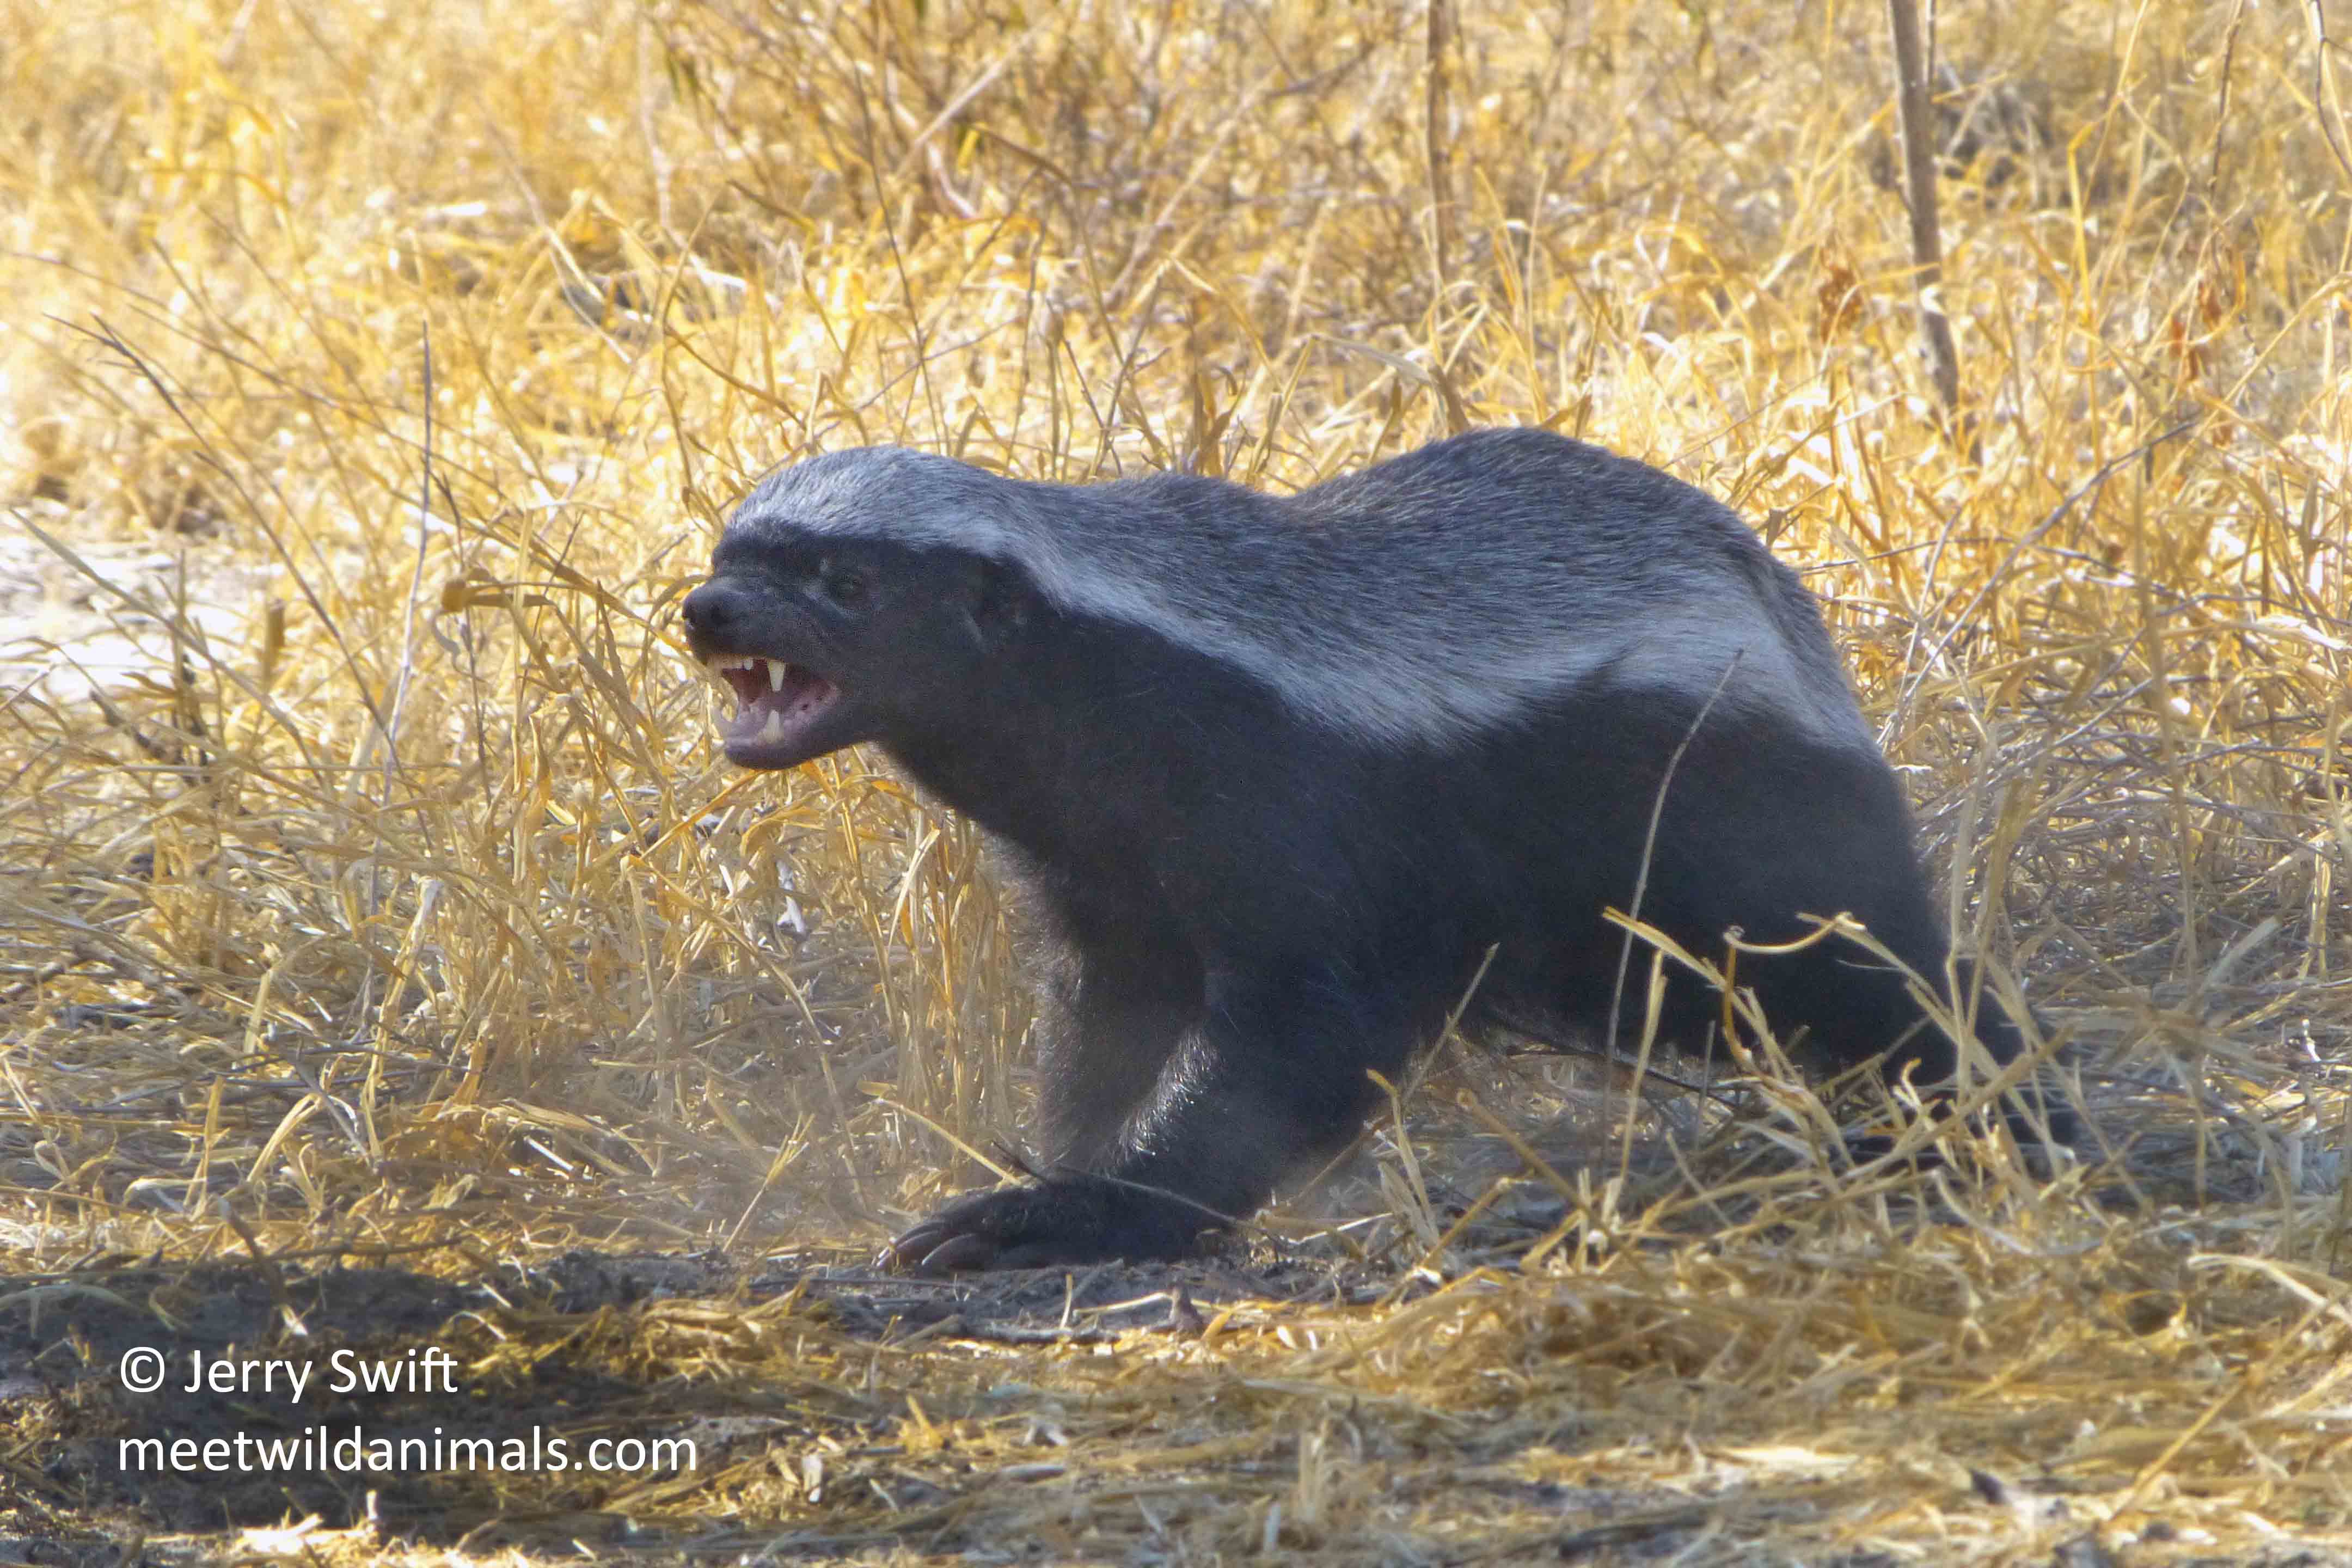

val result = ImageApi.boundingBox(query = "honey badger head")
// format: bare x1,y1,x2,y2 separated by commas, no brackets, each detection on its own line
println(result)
679,451,1028,770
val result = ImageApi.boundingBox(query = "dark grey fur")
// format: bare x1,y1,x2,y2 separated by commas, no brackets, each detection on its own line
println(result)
683,428,2069,1273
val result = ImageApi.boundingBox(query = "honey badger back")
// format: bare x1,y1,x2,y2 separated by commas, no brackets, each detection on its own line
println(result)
681,428,2066,1272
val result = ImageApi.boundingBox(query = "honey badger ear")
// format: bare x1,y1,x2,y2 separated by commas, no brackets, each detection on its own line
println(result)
960,555,1027,645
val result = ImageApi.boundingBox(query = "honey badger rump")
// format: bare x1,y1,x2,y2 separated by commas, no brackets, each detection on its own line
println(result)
681,428,2071,1273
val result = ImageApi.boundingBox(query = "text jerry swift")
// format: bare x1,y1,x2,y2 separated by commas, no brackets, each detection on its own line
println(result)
163,1346,459,1402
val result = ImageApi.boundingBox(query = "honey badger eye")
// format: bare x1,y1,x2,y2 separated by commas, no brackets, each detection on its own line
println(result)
813,559,869,608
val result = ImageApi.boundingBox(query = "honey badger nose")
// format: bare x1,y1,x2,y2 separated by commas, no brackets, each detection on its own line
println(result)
681,580,754,641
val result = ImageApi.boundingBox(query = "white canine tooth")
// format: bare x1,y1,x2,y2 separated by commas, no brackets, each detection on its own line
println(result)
767,659,788,692
759,708,786,744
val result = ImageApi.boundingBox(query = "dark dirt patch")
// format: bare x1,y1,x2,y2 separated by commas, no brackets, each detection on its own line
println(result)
4,1259,632,1539
0,1248,1370,1553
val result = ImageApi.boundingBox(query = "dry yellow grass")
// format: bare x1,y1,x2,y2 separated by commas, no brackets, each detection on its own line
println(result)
2,1,2350,1561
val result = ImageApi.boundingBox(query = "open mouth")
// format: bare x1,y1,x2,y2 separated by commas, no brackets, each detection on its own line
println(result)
705,653,843,765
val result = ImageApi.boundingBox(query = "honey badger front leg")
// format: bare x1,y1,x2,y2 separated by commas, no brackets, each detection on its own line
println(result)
884,952,1427,1273
1019,885,1200,1173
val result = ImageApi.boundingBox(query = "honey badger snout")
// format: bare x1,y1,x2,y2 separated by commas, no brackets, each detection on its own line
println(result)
679,579,758,648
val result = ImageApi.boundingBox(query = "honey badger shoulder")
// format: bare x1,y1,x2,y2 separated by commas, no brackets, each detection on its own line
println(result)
681,428,2064,1273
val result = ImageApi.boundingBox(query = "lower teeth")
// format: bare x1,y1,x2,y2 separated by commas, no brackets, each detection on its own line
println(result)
759,708,786,744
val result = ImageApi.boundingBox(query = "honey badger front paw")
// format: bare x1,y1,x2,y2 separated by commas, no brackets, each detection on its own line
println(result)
880,1177,1223,1275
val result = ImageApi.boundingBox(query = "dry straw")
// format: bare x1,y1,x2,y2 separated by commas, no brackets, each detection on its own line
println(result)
2,0,2348,1559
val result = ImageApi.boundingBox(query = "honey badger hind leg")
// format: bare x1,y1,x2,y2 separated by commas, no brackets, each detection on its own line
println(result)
1494,687,2084,1154
1619,715,2082,1153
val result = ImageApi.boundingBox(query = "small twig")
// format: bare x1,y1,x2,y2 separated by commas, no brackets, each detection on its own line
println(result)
1606,654,1743,1055
1424,0,1460,290
382,324,433,780
2209,0,2250,193
1886,0,1962,418
2309,1,2352,184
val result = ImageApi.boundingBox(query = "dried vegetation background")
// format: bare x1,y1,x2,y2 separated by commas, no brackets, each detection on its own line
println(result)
3,0,2351,1562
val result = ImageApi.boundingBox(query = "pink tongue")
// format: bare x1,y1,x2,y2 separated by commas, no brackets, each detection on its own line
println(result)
724,689,791,743
722,665,837,745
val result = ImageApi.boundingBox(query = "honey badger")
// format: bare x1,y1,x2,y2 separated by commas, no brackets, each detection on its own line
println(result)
681,428,2069,1273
